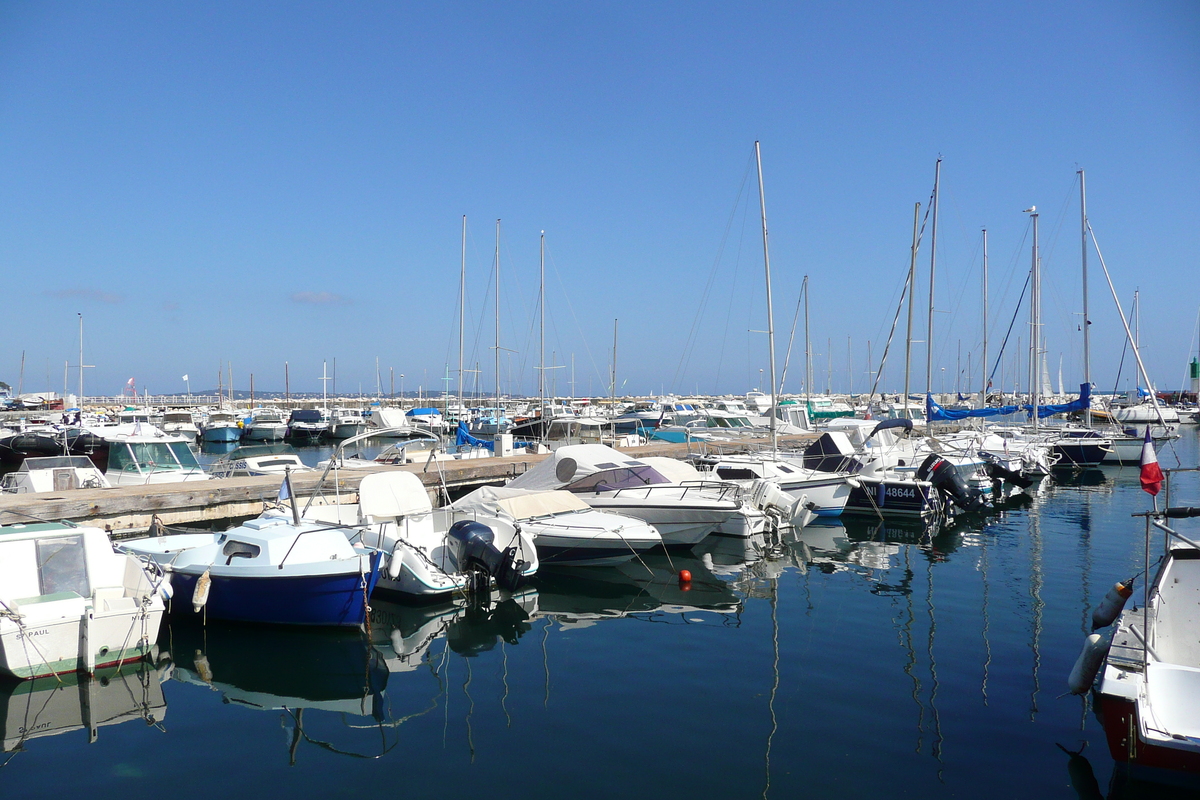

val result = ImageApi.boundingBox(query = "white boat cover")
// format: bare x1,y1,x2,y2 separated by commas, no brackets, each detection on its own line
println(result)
359,472,433,518
453,486,592,521
506,444,669,492
638,456,703,483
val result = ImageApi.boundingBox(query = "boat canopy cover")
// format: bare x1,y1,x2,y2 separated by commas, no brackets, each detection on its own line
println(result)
803,432,864,474
507,443,669,492
638,456,704,483
406,408,441,416
870,418,913,437
359,471,433,518
926,383,1091,422
455,421,494,451
452,485,590,521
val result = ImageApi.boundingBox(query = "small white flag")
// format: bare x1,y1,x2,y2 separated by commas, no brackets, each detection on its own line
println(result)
126,377,135,387
278,478,291,503
181,374,189,382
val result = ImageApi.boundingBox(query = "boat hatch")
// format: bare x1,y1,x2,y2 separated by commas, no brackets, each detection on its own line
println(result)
241,517,289,531
222,540,261,563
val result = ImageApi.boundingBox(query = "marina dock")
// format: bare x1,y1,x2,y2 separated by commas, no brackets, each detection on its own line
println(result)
0,435,816,532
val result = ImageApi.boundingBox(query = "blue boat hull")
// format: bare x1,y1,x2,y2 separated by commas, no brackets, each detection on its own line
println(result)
167,552,382,627
202,426,242,443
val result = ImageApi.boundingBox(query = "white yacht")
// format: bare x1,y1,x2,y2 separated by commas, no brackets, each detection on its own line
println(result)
101,426,211,486
242,407,288,441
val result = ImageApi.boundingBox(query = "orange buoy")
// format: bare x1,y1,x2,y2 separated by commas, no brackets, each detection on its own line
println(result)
678,569,692,583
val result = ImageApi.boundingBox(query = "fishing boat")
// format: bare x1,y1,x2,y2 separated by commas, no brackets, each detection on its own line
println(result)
200,409,242,443
1091,506,1200,774
0,521,167,679
120,500,383,627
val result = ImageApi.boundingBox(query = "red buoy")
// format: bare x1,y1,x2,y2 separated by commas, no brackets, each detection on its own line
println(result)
678,569,692,583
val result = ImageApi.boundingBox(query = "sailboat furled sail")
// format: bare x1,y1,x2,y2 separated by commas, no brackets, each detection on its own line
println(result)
926,383,1091,422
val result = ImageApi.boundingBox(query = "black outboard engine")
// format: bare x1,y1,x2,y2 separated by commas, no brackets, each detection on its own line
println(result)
446,520,529,595
917,454,987,514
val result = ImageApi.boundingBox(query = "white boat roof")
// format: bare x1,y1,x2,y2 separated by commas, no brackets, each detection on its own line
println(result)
453,485,591,520
358,471,433,517
507,443,668,492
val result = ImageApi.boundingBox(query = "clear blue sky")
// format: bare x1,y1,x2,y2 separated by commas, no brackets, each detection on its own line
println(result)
2,1,1197,399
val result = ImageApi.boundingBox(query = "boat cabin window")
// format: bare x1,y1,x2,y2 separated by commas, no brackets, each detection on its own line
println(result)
36,535,90,598
168,442,202,469
715,467,759,481
567,464,670,492
222,540,261,563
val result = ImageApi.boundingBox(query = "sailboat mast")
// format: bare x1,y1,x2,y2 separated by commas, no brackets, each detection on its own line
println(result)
981,228,988,404
754,141,779,453
926,158,942,398
904,203,920,417
459,214,466,419
1028,208,1040,431
494,219,501,411
539,231,545,412
803,276,811,409
1079,170,1091,426
78,313,84,405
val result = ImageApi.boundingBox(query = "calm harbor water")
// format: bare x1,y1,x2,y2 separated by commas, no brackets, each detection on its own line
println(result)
3,430,1199,799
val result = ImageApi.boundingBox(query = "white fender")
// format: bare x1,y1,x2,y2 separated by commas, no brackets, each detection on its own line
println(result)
1068,631,1112,695
1091,580,1133,631
191,569,211,613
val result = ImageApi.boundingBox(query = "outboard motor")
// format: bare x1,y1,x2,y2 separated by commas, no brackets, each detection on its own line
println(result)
446,520,529,595
917,454,987,514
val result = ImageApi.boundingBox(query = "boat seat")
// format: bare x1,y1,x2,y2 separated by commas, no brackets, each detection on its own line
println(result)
102,596,139,613
1143,662,1200,740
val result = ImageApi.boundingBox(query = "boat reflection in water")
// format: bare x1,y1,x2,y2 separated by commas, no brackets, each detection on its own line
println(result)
0,660,167,755
162,620,390,763
532,553,742,624
369,589,540,673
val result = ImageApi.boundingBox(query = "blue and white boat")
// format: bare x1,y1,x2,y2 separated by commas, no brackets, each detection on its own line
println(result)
200,410,242,443
120,513,382,628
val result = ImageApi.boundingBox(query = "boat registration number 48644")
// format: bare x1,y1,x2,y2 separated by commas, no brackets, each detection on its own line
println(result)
886,486,917,499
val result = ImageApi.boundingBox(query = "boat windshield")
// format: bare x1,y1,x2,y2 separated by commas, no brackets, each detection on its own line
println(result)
109,441,198,473
567,464,671,492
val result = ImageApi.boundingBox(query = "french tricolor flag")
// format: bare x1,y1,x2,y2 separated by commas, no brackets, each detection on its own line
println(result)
1139,427,1164,496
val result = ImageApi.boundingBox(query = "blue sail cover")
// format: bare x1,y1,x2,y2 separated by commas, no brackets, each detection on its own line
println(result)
455,420,494,451
926,383,1091,422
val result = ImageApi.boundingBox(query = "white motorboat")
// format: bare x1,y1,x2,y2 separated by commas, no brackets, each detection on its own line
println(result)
242,407,288,441
274,469,538,599
0,455,110,494
159,410,200,441
506,443,760,546
699,451,854,518
327,408,366,440
452,485,662,566
207,443,312,479
1091,506,1200,774
0,521,167,679
100,426,211,486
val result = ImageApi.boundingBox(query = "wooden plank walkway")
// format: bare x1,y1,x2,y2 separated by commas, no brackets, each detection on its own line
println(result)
0,435,815,533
